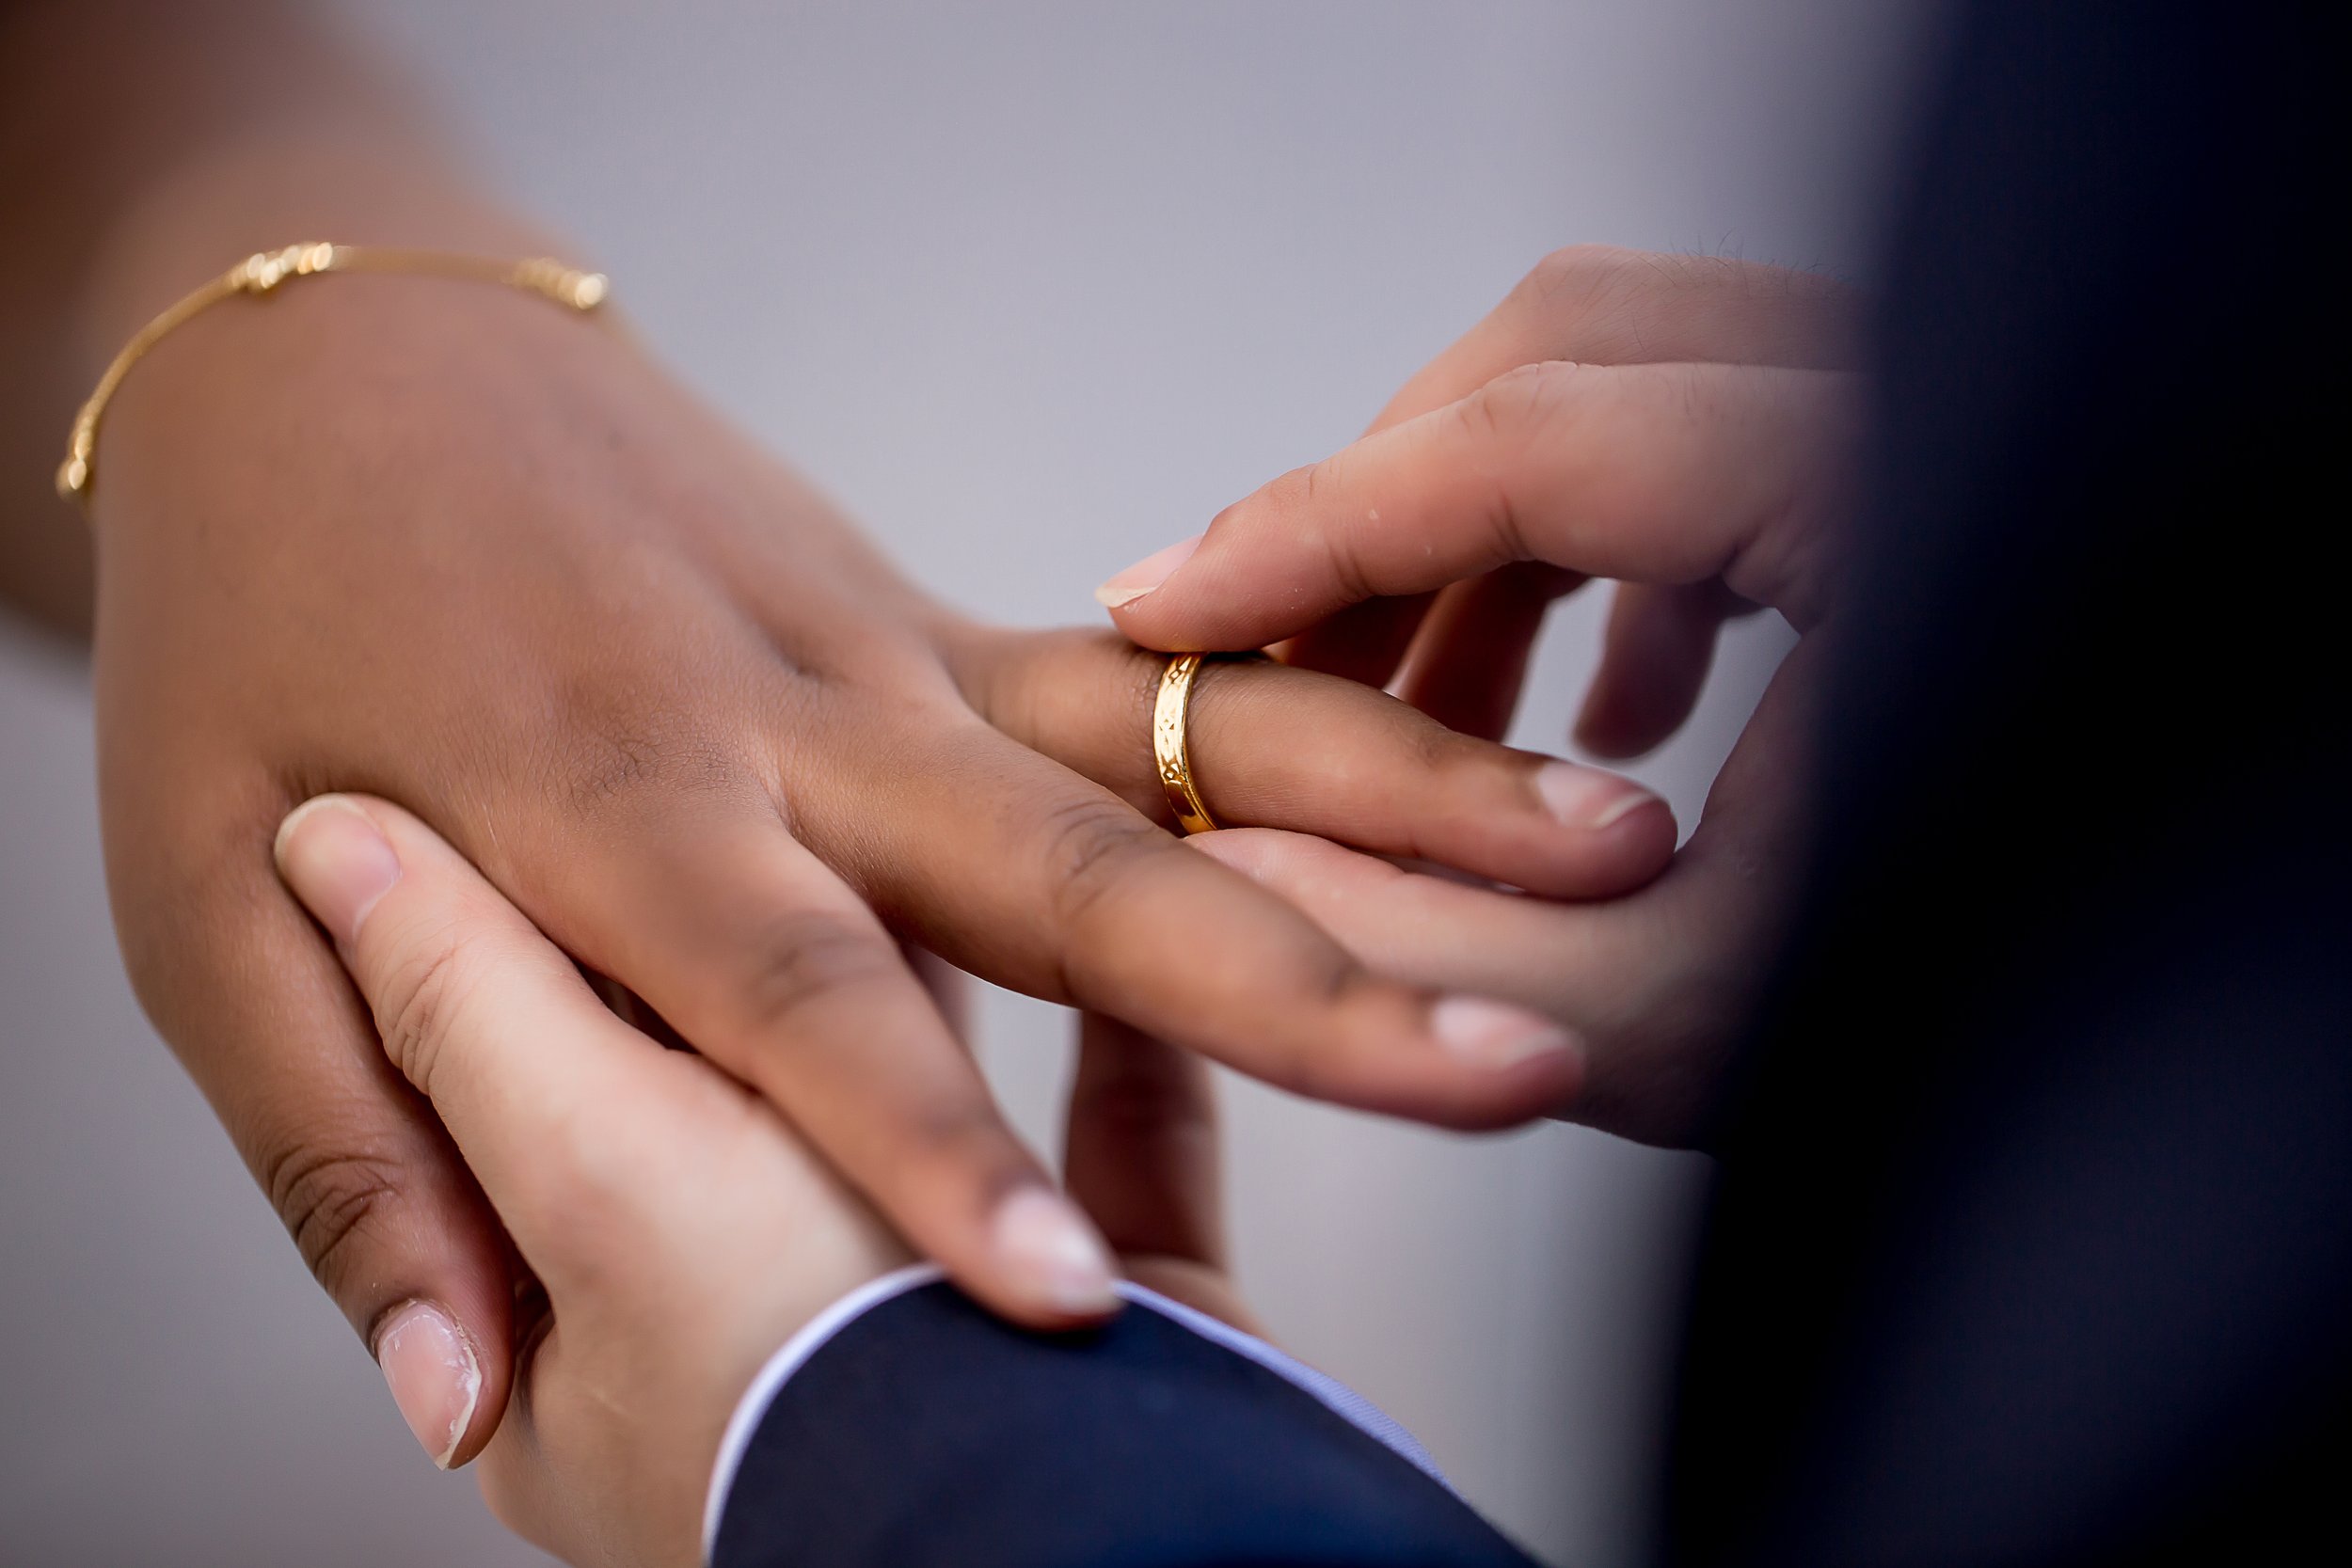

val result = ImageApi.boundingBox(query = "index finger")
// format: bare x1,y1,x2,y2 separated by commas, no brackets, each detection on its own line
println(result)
1105,360,1850,654
1282,247,1851,684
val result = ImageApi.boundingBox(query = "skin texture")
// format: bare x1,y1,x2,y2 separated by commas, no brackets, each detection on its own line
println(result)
1106,246,1863,1145
275,794,1251,1568
1,1,1676,1467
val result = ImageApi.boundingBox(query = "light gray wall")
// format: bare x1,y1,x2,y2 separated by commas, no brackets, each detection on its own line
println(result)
0,4,1924,1563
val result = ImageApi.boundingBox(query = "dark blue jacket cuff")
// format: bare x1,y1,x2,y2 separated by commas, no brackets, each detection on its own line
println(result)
710,1280,1537,1568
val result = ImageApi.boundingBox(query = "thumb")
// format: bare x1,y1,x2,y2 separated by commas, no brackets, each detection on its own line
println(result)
273,794,675,1288
149,855,517,1469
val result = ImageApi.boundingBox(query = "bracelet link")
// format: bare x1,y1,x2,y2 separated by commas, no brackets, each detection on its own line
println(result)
55,441,92,503
235,242,341,295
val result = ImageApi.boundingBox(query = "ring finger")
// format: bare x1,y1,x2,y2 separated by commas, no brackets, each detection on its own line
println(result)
959,626,1674,899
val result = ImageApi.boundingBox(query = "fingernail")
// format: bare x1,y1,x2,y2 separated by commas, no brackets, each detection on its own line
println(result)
374,1300,482,1469
1094,533,1202,610
274,796,401,943
992,1187,1120,1316
1430,994,1579,1071
1534,762,1662,832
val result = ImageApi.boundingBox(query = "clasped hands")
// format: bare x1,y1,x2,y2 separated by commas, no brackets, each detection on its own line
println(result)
111,244,1852,1565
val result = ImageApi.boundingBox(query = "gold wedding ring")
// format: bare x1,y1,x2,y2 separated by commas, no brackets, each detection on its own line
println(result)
1153,653,1218,834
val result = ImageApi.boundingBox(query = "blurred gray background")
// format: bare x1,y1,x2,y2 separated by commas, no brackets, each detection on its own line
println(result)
0,4,1926,1563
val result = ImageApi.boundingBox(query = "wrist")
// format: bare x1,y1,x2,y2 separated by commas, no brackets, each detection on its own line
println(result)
71,132,559,371
84,240,631,555
64,124,612,555
0,1,484,639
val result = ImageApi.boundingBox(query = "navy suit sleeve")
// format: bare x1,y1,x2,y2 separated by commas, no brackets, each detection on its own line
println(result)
710,1282,1538,1568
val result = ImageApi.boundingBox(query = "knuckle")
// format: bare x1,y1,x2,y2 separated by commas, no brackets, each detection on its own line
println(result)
729,911,900,1035
1294,453,1330,515
1474,358,1581,431
897,1098,1025,1177
1034,795,1166,935
532,684,761,821
261,1141,407,1293
1251,953,1377,1103
995,626,1159,756
1279,1028,1363,1108
1519,244,1634,310
1453,378,1516,451
1451,363,1589,564
1280,1047,1349,1106
1177,651,1264,745
1401,709,1463,780
1294,463,1380,605
1109,631,1171,709
372,921,484,1098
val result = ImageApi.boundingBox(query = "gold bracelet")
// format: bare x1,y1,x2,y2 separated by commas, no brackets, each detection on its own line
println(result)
56,242,609,510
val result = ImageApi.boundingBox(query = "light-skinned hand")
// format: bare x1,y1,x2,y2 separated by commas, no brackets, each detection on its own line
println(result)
274,792,1250,1564
1099,245,1861,1143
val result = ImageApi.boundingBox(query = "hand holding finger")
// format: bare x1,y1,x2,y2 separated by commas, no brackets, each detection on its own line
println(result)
1189,638,1827,1147
276,793,911,1563
135,811,520,1470
274,796,689,1261
1266,248,1852,688
512,795,1122,1329
826,720,1586,1132
1190,828,1724,1146
961,626,1674,900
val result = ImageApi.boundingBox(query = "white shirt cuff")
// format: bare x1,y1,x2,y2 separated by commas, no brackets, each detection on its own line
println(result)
701,1264,1451,1563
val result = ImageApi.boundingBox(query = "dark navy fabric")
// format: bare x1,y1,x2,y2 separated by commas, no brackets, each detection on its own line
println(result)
1664,2,2351,1565
710,1282,1537,1568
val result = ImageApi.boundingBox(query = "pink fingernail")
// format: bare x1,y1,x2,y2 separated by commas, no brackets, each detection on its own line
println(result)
992,1188,1119,1316
1094,533,1202,610
1430,994,1579,1071
375,1300,481,1469
1534,762,1662,832
274,796,401,943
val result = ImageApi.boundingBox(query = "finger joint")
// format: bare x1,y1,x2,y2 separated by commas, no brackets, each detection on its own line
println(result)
728,911,904,1037
262,1142,407,1292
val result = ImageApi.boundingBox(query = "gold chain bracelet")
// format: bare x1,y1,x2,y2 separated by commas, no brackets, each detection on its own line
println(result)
56,242,609,510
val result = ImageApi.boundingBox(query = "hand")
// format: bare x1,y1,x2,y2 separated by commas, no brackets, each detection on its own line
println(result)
1098,245,1861,1143
94,205,1668,1459
274,793,1245,1567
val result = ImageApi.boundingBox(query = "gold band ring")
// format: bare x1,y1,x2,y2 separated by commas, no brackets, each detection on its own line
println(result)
1153,653,1219,834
